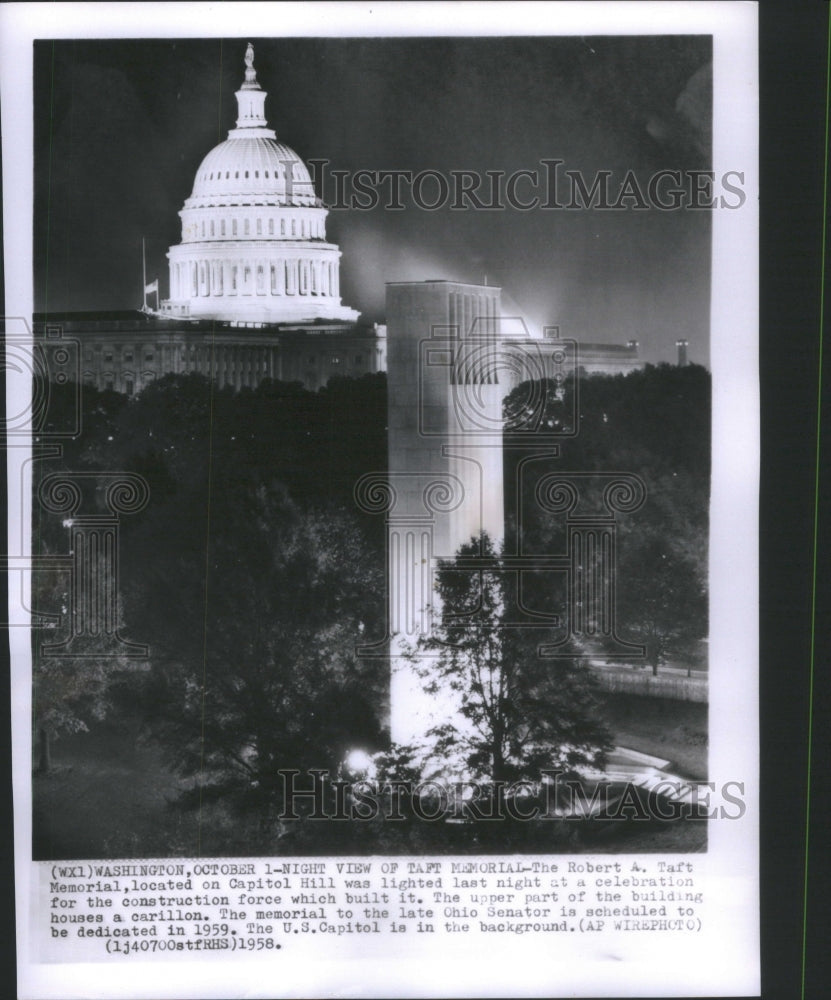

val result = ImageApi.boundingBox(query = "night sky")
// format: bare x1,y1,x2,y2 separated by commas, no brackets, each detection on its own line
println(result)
34,35,712,364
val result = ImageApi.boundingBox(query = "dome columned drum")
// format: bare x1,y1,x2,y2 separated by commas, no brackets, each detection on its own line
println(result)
161,44,359,325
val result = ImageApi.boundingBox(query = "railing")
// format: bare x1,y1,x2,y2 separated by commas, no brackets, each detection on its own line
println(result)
590,665,708,702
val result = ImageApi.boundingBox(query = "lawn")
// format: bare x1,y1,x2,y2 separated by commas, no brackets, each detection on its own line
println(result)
33,716,202,860
600,691,708,780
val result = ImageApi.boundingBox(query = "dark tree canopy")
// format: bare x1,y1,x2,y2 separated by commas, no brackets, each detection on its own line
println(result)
133,481,386,809
31,373,389,810
504,363,710,671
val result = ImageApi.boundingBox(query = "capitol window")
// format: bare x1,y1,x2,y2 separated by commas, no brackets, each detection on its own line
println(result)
232,220,238,236
211,220,215,236
268,219,274,235
256,219,262,235
281,220,286,235
221,220,226,236
244,219,250,235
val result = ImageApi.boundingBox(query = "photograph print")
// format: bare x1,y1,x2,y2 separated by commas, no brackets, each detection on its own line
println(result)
30,33,715,859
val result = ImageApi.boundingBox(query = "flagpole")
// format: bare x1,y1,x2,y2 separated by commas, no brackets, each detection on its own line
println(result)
142,237,147,311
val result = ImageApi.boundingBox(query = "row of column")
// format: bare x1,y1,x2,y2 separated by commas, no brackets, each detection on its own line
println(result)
173,343,278,389
170,257,340,300
448,290,500,385
87,340,382,394
189,215,325,241
448,289,499,340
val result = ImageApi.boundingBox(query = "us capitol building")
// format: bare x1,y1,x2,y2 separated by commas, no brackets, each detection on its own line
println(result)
35,45,641,395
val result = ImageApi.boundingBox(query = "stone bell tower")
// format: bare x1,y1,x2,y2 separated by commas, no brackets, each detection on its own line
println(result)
373,280,645,746
380,281,506,744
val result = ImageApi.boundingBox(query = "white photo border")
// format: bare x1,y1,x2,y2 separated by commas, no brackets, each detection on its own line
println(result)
2,3,758,998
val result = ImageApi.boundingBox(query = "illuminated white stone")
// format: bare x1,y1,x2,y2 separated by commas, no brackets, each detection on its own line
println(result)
161,44,359,324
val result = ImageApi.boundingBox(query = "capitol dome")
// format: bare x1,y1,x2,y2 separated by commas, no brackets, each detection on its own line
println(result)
161,44,359,325
188,139,318,207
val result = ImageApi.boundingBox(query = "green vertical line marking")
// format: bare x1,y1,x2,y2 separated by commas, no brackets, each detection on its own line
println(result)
196,38,224,858
801,7,831,999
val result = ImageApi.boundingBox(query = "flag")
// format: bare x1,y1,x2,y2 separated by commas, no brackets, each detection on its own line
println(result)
144,279,159,295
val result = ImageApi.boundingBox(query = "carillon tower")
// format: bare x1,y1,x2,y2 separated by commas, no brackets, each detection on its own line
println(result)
381,281,506,744
379,281,645,745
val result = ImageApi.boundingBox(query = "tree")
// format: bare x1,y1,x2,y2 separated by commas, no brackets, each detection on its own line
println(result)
615,526,708,675
31,374,390,854
504,364,710,674
31,557,94,774
409,533,611,786
30,547,144,774
128,475,387,817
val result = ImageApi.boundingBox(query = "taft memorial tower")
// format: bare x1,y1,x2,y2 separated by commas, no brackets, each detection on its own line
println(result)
378,281,645,746
379,281,506,743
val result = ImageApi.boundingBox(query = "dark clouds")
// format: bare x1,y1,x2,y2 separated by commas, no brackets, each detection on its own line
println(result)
34,36,712,364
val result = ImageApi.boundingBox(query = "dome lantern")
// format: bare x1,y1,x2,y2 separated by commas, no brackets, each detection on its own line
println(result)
229,43,274,138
